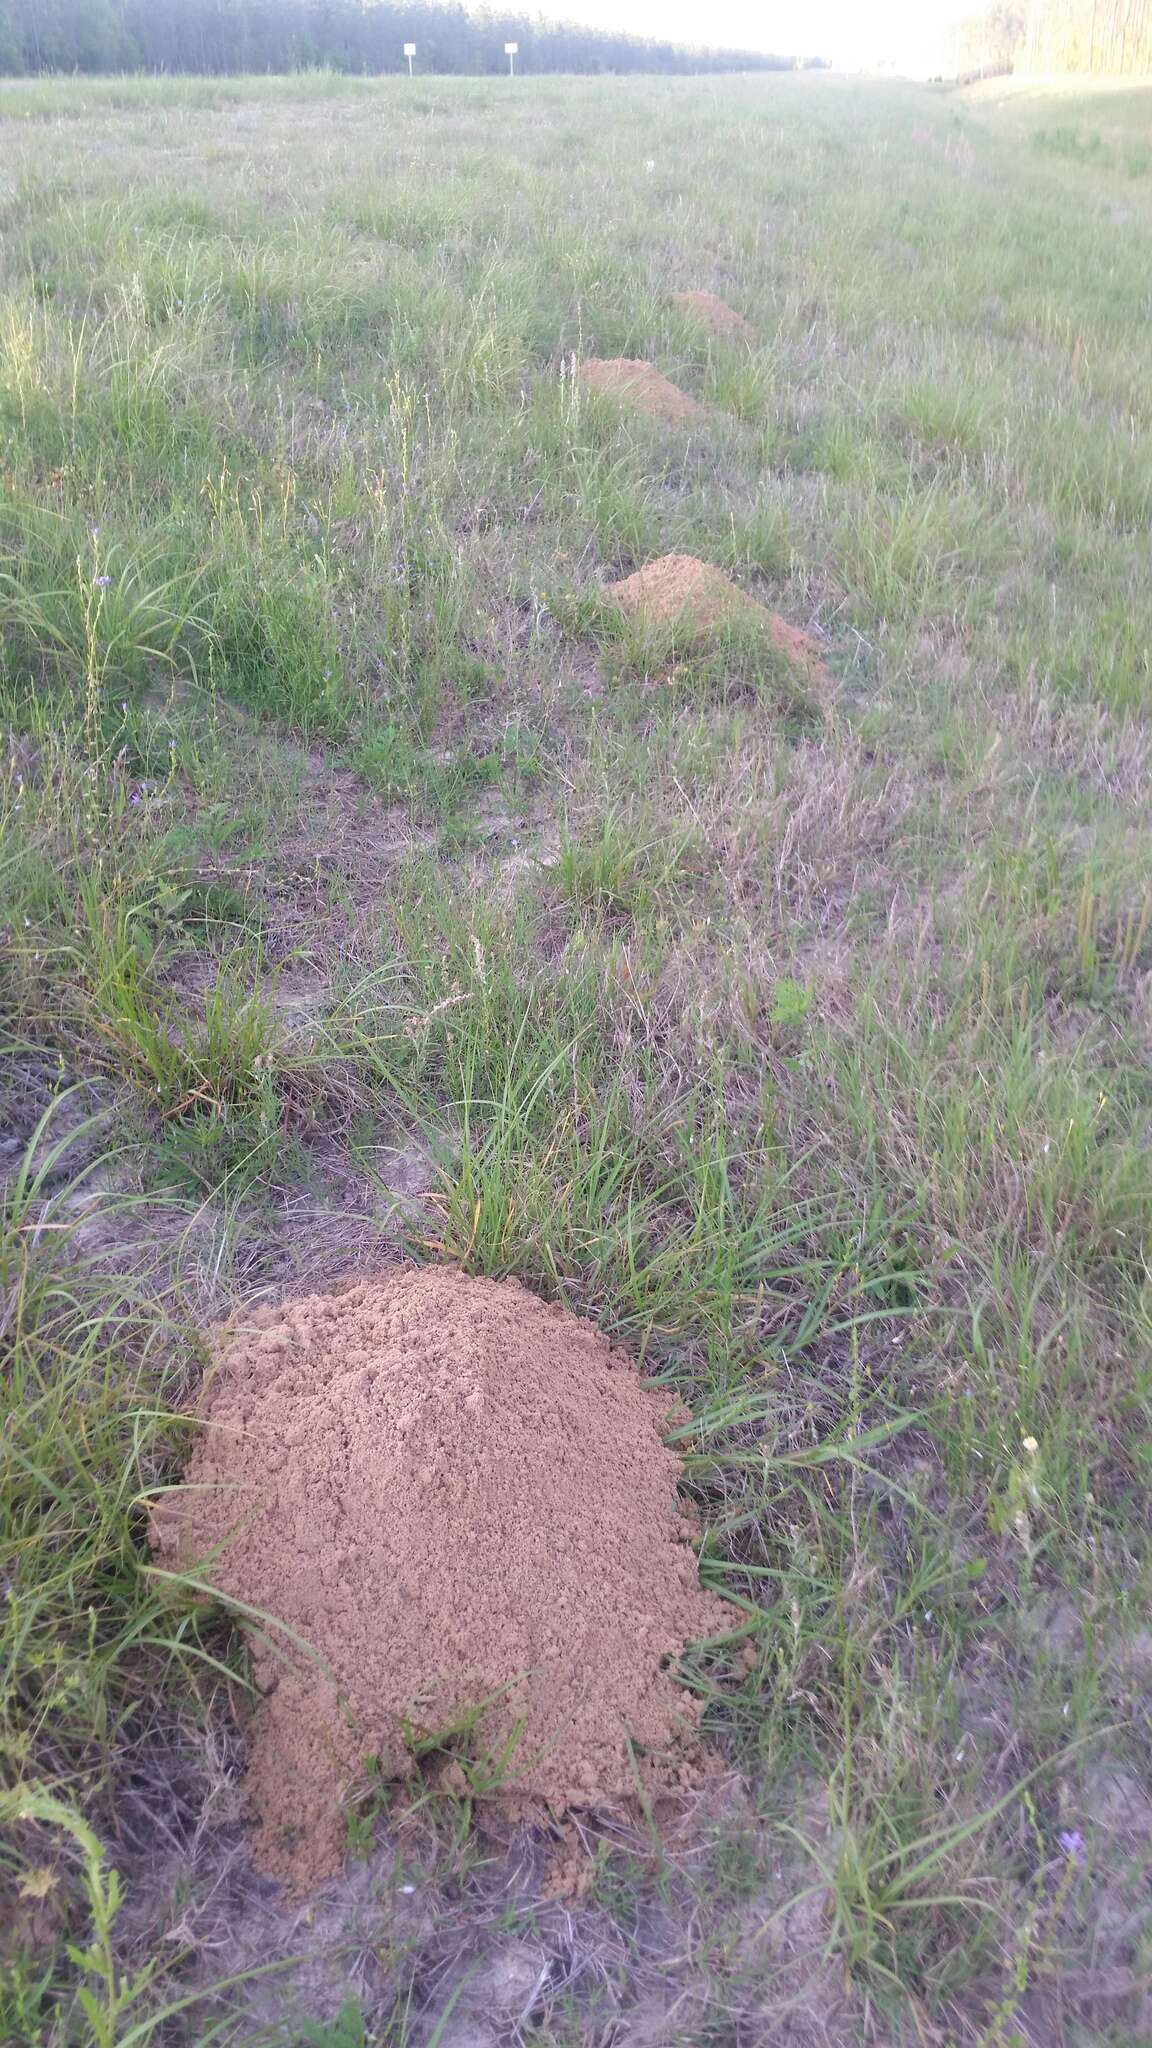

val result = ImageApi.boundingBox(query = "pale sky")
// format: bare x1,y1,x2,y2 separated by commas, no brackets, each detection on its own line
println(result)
535,1,967,69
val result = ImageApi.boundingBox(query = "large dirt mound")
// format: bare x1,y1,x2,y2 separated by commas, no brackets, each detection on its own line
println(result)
577,357,709,424
671,290,756,342
606,553,829,686
153,1268,732,1894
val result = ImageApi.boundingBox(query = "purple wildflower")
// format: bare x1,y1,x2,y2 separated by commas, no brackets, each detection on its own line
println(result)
94,575,111,588
1058,1829,1086,1866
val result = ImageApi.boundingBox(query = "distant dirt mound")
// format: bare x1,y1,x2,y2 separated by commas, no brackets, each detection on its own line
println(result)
577,357,709,424
153,1267,732,1895
671,290,756,342
606,553,829,686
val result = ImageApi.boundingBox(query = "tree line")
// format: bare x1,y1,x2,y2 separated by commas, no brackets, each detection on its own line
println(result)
0,0,813,77
1023,0,1152,67
947,0,1152,75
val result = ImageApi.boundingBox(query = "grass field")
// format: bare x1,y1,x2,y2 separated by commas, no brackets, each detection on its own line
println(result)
2,64,1151,2048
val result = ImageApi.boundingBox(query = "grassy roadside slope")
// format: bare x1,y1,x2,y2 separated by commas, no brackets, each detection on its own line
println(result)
2,69,1151,2047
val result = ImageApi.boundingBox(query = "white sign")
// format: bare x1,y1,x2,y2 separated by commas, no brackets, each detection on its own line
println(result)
403,42,415,55
505,42,518,54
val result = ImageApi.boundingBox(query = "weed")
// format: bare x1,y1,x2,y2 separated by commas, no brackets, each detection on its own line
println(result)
550,805,693,920
299,2000,368,2048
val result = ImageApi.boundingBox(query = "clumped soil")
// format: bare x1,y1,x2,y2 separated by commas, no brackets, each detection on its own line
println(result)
153,1267,732,1895
606,552,829,685
670,289,756,341
577,357,710,424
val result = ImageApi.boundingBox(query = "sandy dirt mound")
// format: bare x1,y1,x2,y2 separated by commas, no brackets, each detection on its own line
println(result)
671,290,756,342
577,357,709,424
153,1267,732,1895
606,553,829,686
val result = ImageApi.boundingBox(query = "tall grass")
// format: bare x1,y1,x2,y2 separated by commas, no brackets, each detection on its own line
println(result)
0,1100,249,2040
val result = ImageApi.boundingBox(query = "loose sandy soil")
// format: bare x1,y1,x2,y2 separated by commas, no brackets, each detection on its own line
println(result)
670,289,756,340
577,357,710,423
153,1267,732,1893
606,552,830,685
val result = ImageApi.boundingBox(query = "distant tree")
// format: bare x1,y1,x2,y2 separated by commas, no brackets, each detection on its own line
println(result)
0,0,801,76
986,4,1027,66
1021,0,1152,73
939,0,1152,76
948,3,1027,75
0,1,22,71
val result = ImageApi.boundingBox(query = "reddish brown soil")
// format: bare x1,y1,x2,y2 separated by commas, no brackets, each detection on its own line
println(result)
153,1267,732,1895
671,290,756,342
605,553,830,687
577,357,709,424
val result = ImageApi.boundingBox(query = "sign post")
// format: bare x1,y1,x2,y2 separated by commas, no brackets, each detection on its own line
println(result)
505,40,518,76
403,41,415,76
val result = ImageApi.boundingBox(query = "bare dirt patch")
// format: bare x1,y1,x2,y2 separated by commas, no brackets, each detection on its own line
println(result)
154,1791,768,2048
670,289,755,341
606,552,831,688
244,751,430,961
153,1266,732,1896
577,357,710,425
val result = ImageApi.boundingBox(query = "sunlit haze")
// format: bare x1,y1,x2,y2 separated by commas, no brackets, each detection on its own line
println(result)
529,1,969,70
